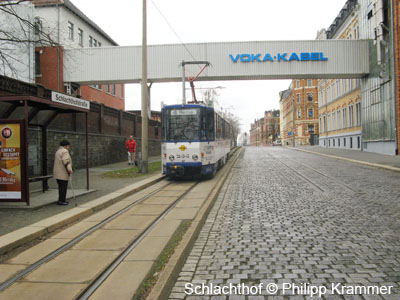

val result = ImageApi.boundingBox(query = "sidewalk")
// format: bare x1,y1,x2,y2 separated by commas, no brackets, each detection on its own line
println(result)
291,145,400,171
0,156,161,236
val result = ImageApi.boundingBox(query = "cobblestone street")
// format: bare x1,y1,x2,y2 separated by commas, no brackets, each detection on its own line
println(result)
169,147,400,300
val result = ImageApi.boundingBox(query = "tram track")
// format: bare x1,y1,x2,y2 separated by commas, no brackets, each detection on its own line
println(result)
267,151,326,193
267,148,358,194
75,181,200,300
283,156,359,193
0,179,199,298
0,147,242,300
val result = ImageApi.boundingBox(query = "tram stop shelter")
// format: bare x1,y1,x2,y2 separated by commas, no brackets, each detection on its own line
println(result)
0,93,90,206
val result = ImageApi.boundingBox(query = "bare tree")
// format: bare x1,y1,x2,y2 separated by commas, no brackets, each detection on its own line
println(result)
201,88,240,145
0,0,57,81
201,88,220,108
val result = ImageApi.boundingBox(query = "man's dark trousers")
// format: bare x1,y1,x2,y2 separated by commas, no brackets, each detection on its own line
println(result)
57,179,68,203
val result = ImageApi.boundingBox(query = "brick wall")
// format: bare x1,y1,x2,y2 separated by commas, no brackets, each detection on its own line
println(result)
35,46,64,91
35,46,125,111
33,101,162,173
0,75,161,175
80,85,125,111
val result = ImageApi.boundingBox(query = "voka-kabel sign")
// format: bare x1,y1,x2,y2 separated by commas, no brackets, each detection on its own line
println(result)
229,52,328,63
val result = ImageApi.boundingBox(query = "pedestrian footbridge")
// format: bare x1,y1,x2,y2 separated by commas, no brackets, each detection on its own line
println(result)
63,39,370,85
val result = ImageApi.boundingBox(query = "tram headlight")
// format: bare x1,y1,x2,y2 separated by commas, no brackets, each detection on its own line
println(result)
169,155,175,161
192,154,198,161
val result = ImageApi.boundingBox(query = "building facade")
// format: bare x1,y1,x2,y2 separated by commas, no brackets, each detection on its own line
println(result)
317,0,362,150
358,0,396,154
33,0,125,110
280,80,319,146
264,110,280,144
249,118,264,146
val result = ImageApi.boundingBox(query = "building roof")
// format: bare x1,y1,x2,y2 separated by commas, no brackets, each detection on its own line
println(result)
279,89,292,102
32,0,119,46
326,0,358,39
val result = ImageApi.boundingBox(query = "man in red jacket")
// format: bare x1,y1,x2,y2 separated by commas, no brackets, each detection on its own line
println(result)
126,135,137,166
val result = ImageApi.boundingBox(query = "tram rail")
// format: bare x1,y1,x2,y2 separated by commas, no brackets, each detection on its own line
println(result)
0,180,173,292
0,147,242,300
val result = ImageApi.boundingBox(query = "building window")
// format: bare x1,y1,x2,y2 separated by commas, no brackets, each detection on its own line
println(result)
296,80,300,88
297,109,301,118
308,108,313,118
68,21,74,40
337,110,341,129
336,80,340,97
331,82,335,100
78,28,83,46
342,107,347,128
355,102,361,125
327,114,331,131
333,139,335,147
327,86,330,103
89,35,93,47
307,79,312,87
323,116,327,132
93,39,97,47
344,138,346,147
308,125,314,133
338,138,340,147
307,93,313,102
297,94,301,103
34,18,42,35
105,85,110,93
357,136,360,148
35,51,40,75
111,84,116,95
319,118,322,133
350,137,353,148
349,105,354,127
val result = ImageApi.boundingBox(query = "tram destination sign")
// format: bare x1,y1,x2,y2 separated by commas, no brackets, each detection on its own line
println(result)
229,52,328,63
171,109,197,116
51,91,90,110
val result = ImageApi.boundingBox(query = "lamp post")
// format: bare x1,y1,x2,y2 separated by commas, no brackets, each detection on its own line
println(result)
140,0,148,173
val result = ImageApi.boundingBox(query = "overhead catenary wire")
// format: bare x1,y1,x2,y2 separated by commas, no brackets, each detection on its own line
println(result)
150,0,199,66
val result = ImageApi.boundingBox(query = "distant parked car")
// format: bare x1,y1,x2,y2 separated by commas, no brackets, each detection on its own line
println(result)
273,140,282,146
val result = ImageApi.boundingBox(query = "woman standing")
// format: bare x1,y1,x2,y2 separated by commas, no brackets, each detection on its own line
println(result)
53,140,73,205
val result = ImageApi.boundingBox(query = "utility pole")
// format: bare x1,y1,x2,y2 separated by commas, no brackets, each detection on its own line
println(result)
140,0,148,173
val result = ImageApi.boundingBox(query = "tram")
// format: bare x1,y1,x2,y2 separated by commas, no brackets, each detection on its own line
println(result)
161,103,235,178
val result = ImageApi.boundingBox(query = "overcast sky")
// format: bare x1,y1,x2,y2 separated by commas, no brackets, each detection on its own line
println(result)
70,0,348,133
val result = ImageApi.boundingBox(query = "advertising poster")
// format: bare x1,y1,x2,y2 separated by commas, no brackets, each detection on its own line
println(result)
0,123,21,199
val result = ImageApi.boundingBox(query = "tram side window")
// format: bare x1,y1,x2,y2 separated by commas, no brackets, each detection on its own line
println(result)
201,109,207,141
216,114,222,139
207,109,214,140
222,119,226,139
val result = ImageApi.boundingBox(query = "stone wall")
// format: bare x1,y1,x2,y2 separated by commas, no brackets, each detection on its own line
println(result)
27,101,161,175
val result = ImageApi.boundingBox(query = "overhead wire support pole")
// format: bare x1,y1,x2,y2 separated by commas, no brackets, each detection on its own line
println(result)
140,0,149,173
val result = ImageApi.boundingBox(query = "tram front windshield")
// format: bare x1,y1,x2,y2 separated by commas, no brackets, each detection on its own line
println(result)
166,108,200,141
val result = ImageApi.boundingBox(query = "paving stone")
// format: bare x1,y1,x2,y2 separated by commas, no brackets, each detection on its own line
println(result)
167,148,400,300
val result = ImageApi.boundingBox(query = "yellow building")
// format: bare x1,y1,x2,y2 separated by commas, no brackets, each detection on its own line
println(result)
318,0,362,150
